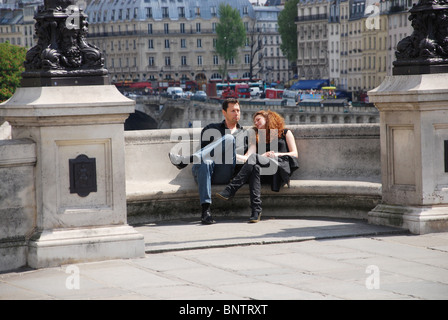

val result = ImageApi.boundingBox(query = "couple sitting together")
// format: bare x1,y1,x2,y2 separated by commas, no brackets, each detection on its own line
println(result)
169,98,299,225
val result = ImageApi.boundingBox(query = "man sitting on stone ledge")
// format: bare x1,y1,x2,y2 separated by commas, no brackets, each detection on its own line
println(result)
169,98,248,225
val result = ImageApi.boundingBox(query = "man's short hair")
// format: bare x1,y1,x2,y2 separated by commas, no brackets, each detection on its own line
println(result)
222,98,239,111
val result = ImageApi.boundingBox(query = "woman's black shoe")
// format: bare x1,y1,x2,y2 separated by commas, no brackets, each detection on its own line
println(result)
201,210,216,225
216,188,234,201
249,211,261,223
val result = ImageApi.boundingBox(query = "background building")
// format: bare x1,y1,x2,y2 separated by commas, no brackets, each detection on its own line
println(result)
0,0,41,48
254,4,289,85
296,0,416,97
296,0,330,81
85,0,258,90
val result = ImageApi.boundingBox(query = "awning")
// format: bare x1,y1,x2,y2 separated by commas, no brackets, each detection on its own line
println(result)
290,79,329,90
129,82,152,88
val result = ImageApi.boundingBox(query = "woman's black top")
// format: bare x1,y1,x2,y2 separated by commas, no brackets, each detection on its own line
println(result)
258,129,299,192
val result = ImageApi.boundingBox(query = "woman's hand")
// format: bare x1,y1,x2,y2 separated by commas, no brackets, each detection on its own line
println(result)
262,151,276,158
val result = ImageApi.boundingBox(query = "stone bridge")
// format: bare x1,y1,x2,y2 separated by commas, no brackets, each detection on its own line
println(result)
130,96,379,130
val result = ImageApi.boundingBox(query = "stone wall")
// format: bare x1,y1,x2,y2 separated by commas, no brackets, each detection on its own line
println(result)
125,124,382,223
0,123,382,270
0,139,36,271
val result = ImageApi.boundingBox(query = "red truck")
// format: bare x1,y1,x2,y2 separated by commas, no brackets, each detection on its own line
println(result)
265,88,284,99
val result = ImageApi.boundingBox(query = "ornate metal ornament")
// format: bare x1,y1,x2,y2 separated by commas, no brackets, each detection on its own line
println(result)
69,154,97,197
394,0,448,75
22,0,109,86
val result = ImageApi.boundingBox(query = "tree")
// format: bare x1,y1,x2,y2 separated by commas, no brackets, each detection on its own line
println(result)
0,42,26,102
278,0,299,63
215,3,246,81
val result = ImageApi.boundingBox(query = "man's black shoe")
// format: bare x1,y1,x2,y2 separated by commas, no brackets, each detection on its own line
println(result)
201,210,216,225
168,152,188,170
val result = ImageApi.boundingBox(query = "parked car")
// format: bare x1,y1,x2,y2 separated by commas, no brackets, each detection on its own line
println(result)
192,91,207,101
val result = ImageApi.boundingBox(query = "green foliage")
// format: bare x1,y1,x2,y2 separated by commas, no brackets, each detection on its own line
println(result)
215,3,246,80
0,42,26,102
278,0,299,62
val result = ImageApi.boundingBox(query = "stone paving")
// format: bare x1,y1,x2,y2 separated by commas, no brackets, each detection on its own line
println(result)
1,217,447,301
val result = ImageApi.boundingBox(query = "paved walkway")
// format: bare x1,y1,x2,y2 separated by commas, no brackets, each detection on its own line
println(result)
1,217,448,301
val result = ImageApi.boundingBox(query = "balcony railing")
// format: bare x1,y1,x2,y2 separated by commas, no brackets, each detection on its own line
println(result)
295,14,328,22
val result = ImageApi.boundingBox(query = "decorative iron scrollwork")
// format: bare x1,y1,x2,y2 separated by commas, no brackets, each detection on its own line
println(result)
394,0,448,75
22,0,108,86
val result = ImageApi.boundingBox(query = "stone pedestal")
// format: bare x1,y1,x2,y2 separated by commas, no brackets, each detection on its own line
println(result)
0,85,145,268
368,74,448,234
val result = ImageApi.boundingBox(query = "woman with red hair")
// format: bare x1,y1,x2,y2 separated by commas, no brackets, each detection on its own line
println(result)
217,110,299,223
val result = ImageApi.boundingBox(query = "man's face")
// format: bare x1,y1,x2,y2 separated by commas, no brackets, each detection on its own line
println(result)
223,103,241,125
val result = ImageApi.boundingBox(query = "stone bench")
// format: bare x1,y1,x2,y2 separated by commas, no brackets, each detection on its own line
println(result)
125,124,382,224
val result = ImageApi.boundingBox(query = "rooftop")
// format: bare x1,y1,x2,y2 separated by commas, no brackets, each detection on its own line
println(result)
85,0,256,22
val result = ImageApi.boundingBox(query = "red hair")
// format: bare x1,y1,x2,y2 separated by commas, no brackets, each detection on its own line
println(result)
253,110,285,143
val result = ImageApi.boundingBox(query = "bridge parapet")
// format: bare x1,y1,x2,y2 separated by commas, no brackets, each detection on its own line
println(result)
125,124,382,224
133,98,379,129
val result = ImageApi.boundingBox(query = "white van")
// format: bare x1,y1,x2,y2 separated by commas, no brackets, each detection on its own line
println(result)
167,87,184,99
250,87,262,97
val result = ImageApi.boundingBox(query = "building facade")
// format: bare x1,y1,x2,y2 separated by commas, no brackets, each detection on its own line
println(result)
254,5,290,84
0,1,40,48
296,0,416,97
296,0,330,81
85,0,259,89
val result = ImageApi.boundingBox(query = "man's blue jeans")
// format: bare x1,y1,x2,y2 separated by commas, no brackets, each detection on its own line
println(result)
192,134,236,205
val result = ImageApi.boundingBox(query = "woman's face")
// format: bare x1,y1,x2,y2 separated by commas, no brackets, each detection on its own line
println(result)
254,114,267,130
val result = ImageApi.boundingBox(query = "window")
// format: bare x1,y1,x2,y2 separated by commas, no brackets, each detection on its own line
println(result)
148,39,154,49
197,56,203,65
148,57,154,66
196,23,201,33
147,23,153,34
197,39,202,48
164,23,169,34
213,55,219,65
165,56,171,66
181,39,186,48
181,56,187,66
211,6,217,17
180,23,185,33
179,7,185,17
165,39,170,48
162,7,169,18
146,7,152,18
